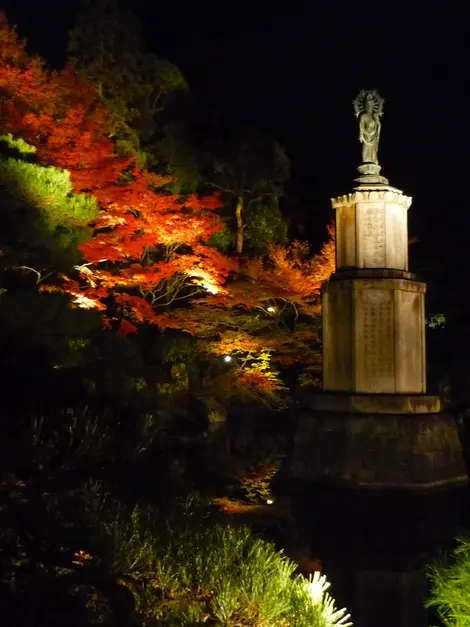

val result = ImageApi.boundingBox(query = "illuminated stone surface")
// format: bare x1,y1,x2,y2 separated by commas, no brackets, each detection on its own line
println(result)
322,277,426,394
290,179,467,487
289,92,467,489
324,184,428,395
333,187,411,271
289,96,466,627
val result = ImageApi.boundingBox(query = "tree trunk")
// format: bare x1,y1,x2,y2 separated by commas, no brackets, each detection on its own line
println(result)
235,197,244,254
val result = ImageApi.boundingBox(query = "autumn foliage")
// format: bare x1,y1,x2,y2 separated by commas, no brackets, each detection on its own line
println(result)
0,14,335,401
163,232,335,400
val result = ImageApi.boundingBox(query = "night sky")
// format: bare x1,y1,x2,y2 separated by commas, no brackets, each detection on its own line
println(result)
3,0,470,253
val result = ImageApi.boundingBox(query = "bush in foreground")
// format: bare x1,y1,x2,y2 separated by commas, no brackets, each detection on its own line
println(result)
0,410,351,626
92,494,352,626
2,462,351,626
427,536,470,627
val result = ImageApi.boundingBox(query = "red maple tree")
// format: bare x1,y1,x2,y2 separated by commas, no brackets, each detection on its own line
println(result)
0,15,232,334
0,14,335,401
156,228,336,402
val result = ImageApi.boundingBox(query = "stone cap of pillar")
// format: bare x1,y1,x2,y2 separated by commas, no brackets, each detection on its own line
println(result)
332,185,412,272
331,186,412,210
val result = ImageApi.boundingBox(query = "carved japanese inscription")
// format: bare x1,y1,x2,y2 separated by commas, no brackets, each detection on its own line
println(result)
360,204,386,267
359,289,394,392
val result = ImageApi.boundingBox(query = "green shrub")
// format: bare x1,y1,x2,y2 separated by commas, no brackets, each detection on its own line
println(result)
245,200,288,254
80,492,352,627
0,132,37,156
427,536,470,627
0,155,98,230
1,404,352,627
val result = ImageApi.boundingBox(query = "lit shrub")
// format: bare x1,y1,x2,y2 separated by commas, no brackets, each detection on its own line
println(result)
427,536,470,627
0,155,98,229
0,132,37,155
84,492,352,627
1,408,351,627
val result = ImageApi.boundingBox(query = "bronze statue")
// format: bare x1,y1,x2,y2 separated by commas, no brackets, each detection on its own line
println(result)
353,90,384,165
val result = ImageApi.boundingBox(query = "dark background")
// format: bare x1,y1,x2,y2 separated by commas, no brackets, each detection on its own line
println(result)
3,0,469,249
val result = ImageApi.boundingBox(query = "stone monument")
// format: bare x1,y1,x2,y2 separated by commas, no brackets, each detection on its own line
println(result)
289,90,467,488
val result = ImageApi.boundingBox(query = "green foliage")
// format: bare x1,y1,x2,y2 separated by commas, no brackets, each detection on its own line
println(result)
156,112,291,249
297,364,322,389
209,223,236,252
0,154,98,228
159,333,195,364
0,402,351,627
209,130,290,198
0,146,98,263
238,456,282,504
156,122,202,194
0,408,158,627
95,496,351,626
0,132,37,156
207,197,288,255
204,127,290,253
427,312,447,329
68,0,187,164
62,490,351,626
245,198,288,254
427,536,470,626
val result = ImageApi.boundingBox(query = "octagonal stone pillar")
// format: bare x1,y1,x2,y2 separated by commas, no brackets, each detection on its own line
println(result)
333,187,412,271
322,278,426,394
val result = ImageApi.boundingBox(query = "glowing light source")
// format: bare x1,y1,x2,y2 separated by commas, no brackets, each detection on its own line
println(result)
267,306,276,313
266,499,273,505
223,355,232,362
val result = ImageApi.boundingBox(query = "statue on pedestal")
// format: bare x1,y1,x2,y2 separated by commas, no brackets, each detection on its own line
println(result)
353,90,388,185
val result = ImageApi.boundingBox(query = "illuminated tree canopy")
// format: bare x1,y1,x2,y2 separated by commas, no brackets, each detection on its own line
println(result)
0,13,335,402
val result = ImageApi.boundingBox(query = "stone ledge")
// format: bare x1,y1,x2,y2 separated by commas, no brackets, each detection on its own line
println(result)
307,393,441,414
322,277,426,293
329,268,417,281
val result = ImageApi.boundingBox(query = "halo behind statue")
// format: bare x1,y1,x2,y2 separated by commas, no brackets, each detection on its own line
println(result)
353,89,385,118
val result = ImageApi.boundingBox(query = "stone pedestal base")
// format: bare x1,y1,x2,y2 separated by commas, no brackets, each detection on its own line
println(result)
289,394,467,489
354,163,389,185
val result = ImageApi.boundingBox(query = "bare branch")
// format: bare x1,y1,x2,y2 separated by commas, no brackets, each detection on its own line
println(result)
207,182,233,194
19,266,53,285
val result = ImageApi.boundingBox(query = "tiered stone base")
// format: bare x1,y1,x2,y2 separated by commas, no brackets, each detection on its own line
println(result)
289,394,467,489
